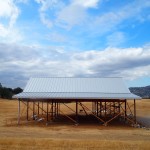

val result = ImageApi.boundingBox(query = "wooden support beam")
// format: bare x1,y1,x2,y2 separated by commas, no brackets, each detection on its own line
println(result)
34,103,47,113
38,102,39,116
118,102,120,114
125,100,127,122
33,102,35,120
104,101,127,126
52,102,78,124
51,100,53,120
79,102,88,115
54,102,56,119
100,101,102,117
47,101,48,122
58,103,60,115
76,101,78,123
42,101,43,115
57,102,59,117
55,102,57,117
105,112,122,125
109,102,111,115
21,101,33,112
114,102,115,114
105,101,106,121
127,102,134,117
59,108,78,124
120,104,135,124
80,102,105,123
63,103,76,113
96,101,98,117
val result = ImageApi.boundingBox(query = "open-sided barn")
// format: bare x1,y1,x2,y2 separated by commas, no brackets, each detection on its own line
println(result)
14,77,141,126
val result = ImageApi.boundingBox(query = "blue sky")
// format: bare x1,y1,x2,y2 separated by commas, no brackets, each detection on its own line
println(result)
0,0,150,88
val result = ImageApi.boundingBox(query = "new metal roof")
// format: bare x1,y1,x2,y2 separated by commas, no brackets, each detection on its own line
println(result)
14,77,141,100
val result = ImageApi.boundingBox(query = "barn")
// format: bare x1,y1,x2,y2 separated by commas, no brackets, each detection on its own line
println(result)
14,77,141,126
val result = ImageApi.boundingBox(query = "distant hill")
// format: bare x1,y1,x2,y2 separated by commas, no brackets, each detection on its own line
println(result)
129,85,150,98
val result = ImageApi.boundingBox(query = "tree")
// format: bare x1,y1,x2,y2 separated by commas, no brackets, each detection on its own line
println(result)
0,83,2,88
0,84,23,99
1,87,13,99
13,87,23,95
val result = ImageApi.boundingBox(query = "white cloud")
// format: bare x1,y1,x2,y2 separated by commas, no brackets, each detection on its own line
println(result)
0,0,23,43
35,0,150,33
35,0,100,29
40,12,53,28
0,0,19,27
45,32,67,43
16,0,28,3
35,0,64,28
56,0,100,29
89,0,150,35
106,32,126,47
68,47,150,82
0,23,23,43
56,4,87,29
72,0,100,8
0,42,150,87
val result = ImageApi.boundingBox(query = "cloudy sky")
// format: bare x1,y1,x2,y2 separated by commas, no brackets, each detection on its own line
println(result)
0,0,150,88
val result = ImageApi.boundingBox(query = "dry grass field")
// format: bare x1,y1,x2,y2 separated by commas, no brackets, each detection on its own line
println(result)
0,99,150,150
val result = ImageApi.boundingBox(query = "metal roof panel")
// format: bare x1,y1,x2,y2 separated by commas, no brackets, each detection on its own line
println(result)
14,92,141,100
24,77,130,93
14,77,141,100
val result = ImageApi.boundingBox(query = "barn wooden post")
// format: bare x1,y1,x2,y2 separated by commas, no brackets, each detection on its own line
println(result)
97,101,98,117
33,101,35,120
109,102,111,116
100,101,102,117
55,101,56,119
76,101,78,124
105,101,106,121
47,101,49,122
52,100,53,120
58,102,60,115
42,101,43,115
56,102,58,117
118,101,120,114
38,101,39,116
125,99,127,122
18,99,21,125
114,102,115,114
134,99,136,124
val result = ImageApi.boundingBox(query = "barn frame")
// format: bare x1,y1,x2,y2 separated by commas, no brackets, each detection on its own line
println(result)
14,77,141,126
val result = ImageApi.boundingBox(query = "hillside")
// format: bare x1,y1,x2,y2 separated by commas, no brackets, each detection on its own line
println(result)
129,85,150,98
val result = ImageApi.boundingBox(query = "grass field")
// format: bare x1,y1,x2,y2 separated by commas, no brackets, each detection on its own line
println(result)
0,99,150,150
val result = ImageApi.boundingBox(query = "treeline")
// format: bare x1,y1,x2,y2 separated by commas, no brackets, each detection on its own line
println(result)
0,83,23,99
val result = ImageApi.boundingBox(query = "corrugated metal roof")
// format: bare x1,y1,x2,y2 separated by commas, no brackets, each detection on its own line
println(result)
14,92,140,99
14,77,141,100
24,77,130,93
